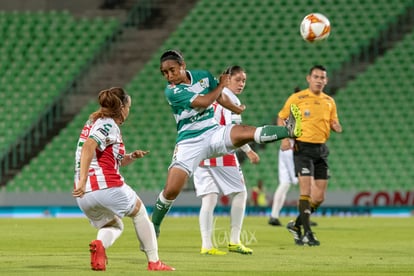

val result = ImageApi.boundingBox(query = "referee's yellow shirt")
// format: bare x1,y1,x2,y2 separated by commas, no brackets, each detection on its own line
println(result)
278,89,339,144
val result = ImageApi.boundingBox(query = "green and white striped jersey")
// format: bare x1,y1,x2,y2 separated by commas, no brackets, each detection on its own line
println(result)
164,69,219,143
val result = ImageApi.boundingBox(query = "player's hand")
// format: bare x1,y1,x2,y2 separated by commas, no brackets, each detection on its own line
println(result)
331,121,343,133
247,150,260,164
131,150,149,159
72,182,86,198
218,73,230,87
280,139,292,151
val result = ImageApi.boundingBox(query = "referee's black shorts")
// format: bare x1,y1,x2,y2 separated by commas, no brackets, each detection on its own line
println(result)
293,141,330,180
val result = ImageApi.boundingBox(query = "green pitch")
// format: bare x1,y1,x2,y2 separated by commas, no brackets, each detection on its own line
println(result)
0,216,413,275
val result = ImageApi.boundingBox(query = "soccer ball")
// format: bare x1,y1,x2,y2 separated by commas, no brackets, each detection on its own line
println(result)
300,13,331,42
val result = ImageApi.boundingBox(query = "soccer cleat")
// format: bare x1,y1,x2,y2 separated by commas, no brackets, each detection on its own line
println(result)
268,217,282,226
286,220,304,246
228,243,253,255
302,231,320,246
200,248,227,255
147,260,175,271
89,240,107,271
286,104,302,138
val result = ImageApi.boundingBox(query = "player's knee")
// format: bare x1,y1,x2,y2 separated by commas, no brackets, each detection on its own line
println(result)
163,187,181,200
165,166,189,199
104,216,124,232
311,196,324,206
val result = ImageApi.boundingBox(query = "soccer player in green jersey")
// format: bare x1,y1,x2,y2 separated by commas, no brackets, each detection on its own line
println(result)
152,49,302,237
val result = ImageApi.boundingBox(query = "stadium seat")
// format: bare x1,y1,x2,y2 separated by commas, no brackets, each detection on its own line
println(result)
0,11,121,160
7,0,414,193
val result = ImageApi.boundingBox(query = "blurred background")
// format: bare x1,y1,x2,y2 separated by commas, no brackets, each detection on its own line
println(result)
0,0,413,216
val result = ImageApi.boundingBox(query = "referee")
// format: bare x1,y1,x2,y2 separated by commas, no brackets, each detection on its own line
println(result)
277,65,342,246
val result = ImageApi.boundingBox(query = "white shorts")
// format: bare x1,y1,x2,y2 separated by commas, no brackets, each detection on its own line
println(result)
170,125,236,176
193,166,246,197
76,184,138,229
278,149,298,185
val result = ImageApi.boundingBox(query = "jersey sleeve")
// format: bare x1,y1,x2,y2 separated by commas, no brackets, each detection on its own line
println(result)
278,94,295,120
199,70,218,97
210,74,219,89
165,86,197,110
89,119,119,151
228,91,242,124
165,70,219,110
330,98,340,123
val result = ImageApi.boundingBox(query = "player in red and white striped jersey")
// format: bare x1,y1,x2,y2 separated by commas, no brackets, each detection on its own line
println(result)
73,87,174,271
74,117,126,192
193,66,259,255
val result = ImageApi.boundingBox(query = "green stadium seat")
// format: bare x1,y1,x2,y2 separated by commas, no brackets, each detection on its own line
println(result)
0,11,121,191
6,0,414,193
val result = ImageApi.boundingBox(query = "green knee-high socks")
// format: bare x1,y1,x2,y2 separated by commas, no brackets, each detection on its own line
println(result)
255,125,289,143
151,197,172,237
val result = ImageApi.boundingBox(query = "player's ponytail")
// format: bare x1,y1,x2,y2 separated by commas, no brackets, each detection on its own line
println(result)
90,87,130,123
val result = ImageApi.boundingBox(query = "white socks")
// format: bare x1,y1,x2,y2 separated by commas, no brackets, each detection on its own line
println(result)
199,193,218,249
230,191,247,244
271,182,291,218
132,203,159,263
199,191,247,248
97,216,124,249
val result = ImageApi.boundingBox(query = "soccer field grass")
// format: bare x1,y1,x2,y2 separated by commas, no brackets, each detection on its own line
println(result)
0,216,413,275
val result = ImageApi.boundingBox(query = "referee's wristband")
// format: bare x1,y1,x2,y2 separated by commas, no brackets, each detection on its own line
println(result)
240,144,251,153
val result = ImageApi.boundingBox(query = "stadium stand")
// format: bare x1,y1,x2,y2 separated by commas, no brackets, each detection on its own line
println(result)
0,10,121,184
5,102,94,192
0,10,120,154
327,30,414,191
3,0,414,194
